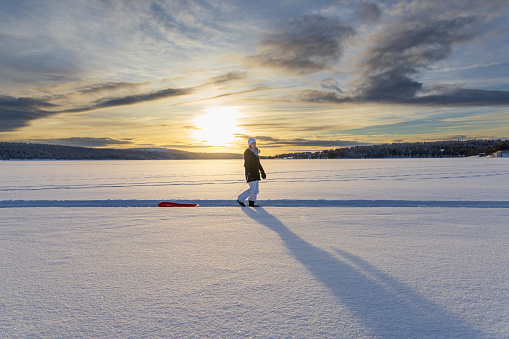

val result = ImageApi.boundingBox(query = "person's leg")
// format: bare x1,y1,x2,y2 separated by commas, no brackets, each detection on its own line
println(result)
238,180,259,202
247,180,259,202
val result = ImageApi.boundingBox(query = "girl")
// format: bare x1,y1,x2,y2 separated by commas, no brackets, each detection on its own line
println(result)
237,138,266,207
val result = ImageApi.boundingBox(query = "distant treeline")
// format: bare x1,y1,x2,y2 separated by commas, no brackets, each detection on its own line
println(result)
0,142,242,160
271,139,509,159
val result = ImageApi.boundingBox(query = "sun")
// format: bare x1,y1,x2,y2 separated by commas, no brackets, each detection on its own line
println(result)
193,107,241,147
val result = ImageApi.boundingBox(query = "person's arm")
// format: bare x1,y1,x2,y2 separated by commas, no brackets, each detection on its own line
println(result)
259,161,266,179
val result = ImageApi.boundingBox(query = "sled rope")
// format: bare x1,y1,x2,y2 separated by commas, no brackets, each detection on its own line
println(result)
228,181,247,201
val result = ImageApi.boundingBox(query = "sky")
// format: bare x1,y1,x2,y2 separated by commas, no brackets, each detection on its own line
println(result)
1,0,509,155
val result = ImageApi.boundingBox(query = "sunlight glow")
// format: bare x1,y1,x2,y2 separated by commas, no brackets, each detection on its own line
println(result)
193,107,241,147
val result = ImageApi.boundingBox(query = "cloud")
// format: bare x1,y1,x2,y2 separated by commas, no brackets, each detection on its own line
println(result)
62,86,193,113
0,70,253,133
0,33,83,86
248,14,355,74
1,86,193,131
295,90,351,103
297,86,509,107
354,16,481,102
167,85,288,107
77,82,143,95
237,135,368,148
0,95,56,131
75,71,249,111
92,87,191,109
147,1,238,49
30,137,134,147
320,78,344,93
340,105,508,137
208,71,247,85
354,3,382,23
247,6,509,108
412,88,509,106
295,13,509,107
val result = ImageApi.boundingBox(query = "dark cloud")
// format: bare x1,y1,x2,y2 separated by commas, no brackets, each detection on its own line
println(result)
93,87,191,109
208,71,246,85
355,16,481,102
77,82,141,95
298,86,509,107
320,78,344,93
295,90,351,103
411,88,509,106
0,95,56,131
249,14,355,74
65,86,193,113
31,137,134,147
1,86,192,131
354,3,381,23
291,14,509,107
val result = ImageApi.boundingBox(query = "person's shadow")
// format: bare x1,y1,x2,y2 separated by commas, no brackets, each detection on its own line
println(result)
243,207,482,338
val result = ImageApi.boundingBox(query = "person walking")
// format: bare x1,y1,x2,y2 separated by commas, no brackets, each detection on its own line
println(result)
237,138,266,207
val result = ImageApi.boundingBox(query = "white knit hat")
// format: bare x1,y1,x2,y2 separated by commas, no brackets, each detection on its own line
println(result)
248,138,256,146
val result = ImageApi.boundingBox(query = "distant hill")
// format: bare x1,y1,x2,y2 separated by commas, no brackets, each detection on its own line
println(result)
0,142,242,160
271,139,509,159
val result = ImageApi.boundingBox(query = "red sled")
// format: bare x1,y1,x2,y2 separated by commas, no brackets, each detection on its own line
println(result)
158,201,198,207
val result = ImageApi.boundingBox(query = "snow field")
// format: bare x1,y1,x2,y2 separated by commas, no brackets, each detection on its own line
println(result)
1,158,508,338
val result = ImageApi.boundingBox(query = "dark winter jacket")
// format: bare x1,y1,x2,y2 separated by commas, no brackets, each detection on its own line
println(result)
244,148,265,182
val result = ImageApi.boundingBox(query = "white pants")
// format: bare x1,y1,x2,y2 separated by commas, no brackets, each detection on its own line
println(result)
238,180,259,202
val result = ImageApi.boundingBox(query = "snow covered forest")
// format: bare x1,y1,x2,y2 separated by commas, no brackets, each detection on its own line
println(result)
1,139,507,160
272,139,509,159
0,142,241,160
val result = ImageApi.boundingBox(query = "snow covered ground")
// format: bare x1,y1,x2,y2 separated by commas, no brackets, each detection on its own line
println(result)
1,158,508,338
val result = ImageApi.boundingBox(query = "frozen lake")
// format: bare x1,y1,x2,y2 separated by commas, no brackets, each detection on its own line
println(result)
2,158,509,202
1,159,508,338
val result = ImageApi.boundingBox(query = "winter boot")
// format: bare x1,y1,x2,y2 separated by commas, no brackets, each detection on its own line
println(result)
249,201,259,207
236,199,245,207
